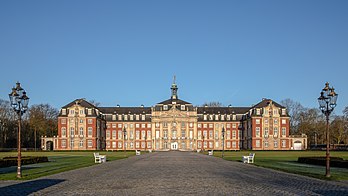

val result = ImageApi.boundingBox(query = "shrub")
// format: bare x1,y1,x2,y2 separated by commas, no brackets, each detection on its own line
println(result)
0,156,49,168
298,157,348,168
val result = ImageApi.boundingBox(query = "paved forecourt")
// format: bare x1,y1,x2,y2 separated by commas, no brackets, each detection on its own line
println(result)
0,151,348,195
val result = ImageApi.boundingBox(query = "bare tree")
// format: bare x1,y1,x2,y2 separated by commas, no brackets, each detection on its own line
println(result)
280,99,305,135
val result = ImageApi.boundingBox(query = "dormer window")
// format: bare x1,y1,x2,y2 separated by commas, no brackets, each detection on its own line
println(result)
112,115,116,120
163,105,168,110
130,115,134,121
141,115,145,121
232,115,236,120
221,115,225,121
88,109,92,115
181,105,185,110
204,115,207,121
136,115,140,121
256,109,261,115
227,115,231,120
215,115,219,121
124,115,128,121
282,109,286,115
62,109,66,115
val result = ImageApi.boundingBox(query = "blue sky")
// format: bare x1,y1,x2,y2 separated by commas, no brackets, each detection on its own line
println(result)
0,1,347,114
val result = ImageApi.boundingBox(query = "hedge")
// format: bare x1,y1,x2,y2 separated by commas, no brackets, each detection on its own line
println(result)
0,156,49,168
298,157,348,168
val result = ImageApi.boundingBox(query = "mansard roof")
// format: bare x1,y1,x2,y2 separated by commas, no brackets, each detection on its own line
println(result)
62,98,98,109
252,99,285,109
99,107,151,114
197,107,250,115
157,98,191,105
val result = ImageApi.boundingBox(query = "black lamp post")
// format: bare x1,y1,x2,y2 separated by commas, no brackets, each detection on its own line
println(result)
318,82,338,178
222,127,225,158
123,127,127,156
9,82,29,178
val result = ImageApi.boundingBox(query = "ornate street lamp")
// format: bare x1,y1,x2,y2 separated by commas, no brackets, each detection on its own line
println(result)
123,126,127,156
318,82,338,178
9,82,29,178
222,127,225,158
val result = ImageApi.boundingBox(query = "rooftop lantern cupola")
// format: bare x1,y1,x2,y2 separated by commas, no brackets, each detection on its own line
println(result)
171,76,178,100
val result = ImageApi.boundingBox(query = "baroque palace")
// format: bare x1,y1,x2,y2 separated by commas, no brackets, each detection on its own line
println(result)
41,80,307,151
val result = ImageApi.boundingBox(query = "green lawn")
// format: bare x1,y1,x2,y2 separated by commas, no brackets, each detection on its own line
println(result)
0,151,134,180
211,151,348,181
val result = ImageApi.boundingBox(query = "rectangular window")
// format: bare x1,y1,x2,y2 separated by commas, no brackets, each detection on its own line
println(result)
181,130,186,138
70,110,75,115
232,131,236,138
118,131,122,139
136,123,140,128
163,122,167,128
221,115,225,121
226,142,231,148
282,127,286,137
62,109,66,115
141,124,146,128
62,127,66,137
215,141,219,148
274,141,278,148
232,123,236,128
80,110,84,115
203,124,207,128
112,130,116,139
164,130,168,138
181,105,185,110
112,115,116,120
141,115,145,121
136,115,140,120
203,115,207,121
130,115,134,121
256,109,260,115
130,131,134,139
282,140,286,148
130,123,134,129
256,140,260,147
282,119,286,125
88,109,92,115
156,130,160,139
264,127,269,138
88,119,92,124
79,127,84,136
136,131,140,139
142,130,146,139
264,141,269,148
209,130,213,139
112,141,116,148
227,115,231,120
282,109,286,115
118,124,122,128
147,130,151,139
106,131,110,139
198,123,202,128
112,124,116,128
163,105,168,110
130,142,134,149
70,127,74,136
209,141,213,148
79,119,84,124
79,140,83,147
215,115,219,121
147,123,151,128
256,127,260,137
61,119,66,124
256,119,260,124
88,127,92,137
232,141,236,148
274,127,278,137
227,131,231,139
209,124,213,128
226,124,231,128
62,140,66,148
274,119,278,125
189,130,193,139
124,115,128,121
118,142,122,149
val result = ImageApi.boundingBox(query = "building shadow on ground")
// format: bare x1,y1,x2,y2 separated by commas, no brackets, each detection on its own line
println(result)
0,179,65,195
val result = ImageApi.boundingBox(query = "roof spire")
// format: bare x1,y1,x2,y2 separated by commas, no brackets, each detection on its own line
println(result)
171,75,178,100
